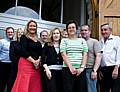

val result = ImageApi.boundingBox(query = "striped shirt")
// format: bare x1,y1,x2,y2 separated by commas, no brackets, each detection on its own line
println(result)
60,38,88,68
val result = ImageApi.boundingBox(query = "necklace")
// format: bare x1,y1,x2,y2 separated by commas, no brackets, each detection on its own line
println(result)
28,35,37,42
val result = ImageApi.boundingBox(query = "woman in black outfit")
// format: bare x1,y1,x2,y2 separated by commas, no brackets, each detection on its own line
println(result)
42,28,63,92
7,28,24,92
11,20,42,92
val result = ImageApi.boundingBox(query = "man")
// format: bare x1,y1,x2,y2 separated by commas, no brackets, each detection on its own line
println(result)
39,30,48,92
80,25,102,92
0,27,14,92
99,23,120,92
40,30,48,47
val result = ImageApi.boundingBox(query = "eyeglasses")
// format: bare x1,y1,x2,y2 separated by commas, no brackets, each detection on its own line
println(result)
101,28,108,31
68,26,76,29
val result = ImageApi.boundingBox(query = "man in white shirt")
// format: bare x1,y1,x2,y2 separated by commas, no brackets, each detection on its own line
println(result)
99,23,120,92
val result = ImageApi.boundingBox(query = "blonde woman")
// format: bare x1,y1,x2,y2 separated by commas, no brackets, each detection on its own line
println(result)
12,20,42,92
7,28,24,92
42,28,63,92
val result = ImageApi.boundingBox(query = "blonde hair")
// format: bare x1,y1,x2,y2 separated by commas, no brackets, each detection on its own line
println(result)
15,28,24,41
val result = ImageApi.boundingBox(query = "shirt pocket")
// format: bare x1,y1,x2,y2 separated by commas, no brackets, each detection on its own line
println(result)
104,45,113,53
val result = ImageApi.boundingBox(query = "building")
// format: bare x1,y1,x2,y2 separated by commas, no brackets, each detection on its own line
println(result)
0,0,98,38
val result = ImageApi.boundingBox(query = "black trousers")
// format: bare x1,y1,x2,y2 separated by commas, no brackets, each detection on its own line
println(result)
47,70,63,92
40,66,48,92
0,62,11,92
62,67,87,92
99,66,120,92
7,62,18,92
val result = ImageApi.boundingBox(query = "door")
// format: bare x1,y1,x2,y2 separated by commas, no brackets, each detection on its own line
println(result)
99,0,120,37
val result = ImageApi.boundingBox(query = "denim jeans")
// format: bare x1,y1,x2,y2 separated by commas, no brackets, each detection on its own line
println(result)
86,68,97,92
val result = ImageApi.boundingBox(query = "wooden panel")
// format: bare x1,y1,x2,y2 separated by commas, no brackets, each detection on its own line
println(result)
99,0,120,37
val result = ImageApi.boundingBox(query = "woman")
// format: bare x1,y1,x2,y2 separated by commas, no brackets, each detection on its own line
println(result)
12,20,42,92
42,28,63,92
7,28,24,92
60,20,88,92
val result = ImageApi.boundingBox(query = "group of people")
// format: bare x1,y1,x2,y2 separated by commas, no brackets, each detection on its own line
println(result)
0,19,120,92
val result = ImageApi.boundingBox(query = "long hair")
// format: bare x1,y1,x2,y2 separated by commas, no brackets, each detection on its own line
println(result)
24,20,40,41
15,28,24,41
48,27,62,46
25,20,38,36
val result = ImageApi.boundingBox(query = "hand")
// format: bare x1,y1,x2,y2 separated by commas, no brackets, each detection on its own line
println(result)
112,67,119,79
91,71,97,80
76,67,84,76
69,66,77,75
38,57,41,66
45,69,52,80
33,59,40,69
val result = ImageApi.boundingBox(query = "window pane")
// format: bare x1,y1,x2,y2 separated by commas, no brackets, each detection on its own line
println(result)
17,0,40,19
63,0,81,25
18,0,40,14
41,0,61,23
0,29,5,39
0,0,16,13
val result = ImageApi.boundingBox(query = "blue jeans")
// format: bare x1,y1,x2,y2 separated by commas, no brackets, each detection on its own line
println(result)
86,68,97,92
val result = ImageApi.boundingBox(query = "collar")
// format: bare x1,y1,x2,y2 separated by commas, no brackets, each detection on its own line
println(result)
107,34,114,40
5,37,12,41
101,34,113,43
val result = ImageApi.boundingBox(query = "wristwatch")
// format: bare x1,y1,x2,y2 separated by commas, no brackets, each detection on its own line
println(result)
80,65,85,68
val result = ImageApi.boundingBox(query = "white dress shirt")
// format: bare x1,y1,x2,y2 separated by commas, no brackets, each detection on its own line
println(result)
99,34,120,67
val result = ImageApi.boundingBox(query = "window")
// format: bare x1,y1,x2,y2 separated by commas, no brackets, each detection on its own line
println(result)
0,29,5,39
0,0,89,25
63,0,81,25
0,0,16,13
41,0,81,25
17,0,40,14
41,0,61,23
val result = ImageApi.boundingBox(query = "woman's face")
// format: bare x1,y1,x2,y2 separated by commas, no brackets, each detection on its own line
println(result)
17,29,24,39
28,22,37,34
67,23,77,36
52,29,60,42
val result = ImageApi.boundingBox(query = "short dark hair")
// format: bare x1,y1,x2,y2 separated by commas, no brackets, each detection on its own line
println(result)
66,20,78,30
40,30,48,37
5,27,14,33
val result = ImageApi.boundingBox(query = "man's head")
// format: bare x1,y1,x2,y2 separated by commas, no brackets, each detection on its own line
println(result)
80,25,91,39
5,27,14,40
40,30,48,43
101,23,112,39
